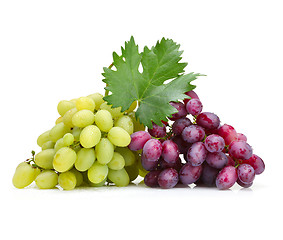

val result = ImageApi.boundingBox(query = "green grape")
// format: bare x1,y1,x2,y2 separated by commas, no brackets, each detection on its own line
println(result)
58,171,77,190
95,138,114,164
54,138,66,152
108,168,130,187
53,147,77,172
115,115,134,135
76,96,95,111
41,140,55,150
49,122,71,142
37,130,51,147
12,163,37,189
87,93,104,110
94,110,113,132
72,127,82,141
80,125,101,148
57,100,76,117
34,149,56,169
75,148,95,171
72,109,95,128
88,177,106,187
35,170,58,189
107,127,131,147
88,162,109,184
107,152,125,170
99,102,123,118
70,168,84,187
125,164,139,182
63,133,74,146
115,147,136,166
63,107,78,128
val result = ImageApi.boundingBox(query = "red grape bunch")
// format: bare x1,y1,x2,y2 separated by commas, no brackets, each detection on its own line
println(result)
128,91,265,190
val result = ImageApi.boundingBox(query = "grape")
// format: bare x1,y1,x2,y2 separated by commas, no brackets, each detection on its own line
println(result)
159,157,182,171
196,112,220,130
179,163,202,185
49,122,71,142
157,168,179,189
41,141,55,150
182,125,205,143
34,149,56,169
125,164,139,182
108,127,131,147
70,168,84,187
115,115,134,135
186,142,207,166
115,147,136,166
12,163,37,189
88,162,109,184
228,140,253,160
53,147,77,172
57,100,76,117
108,152,125,170
242,154,265,175
144,170,161,187
72,109,95,128
58,171,77,190
172,135,190,154
217,124,238,145
183,90,199,105
54,138,66,152
80,125,101,148
172,117,192,135
226,155,235,167
142,139,162,162
200,162,219,187
216,166,237,190
205,152,228,169
168,102,187,120
108,168,130,187
63,133,74,146
75,148,96,171
141,154,159,171
237,163,255,184
204,134,225,153
237,133,247,142
75,96,95,111
186,98,203,116
87,93,104,110
100,102,123,118
35,170,58,189
148,122,166,138
89,178,107,187
161,140,179,164
72,127,82,141
128,131,152,151
237,179,253,188
95,138,114,164
37,130,51,147
63,108,78,128
94,110,113,132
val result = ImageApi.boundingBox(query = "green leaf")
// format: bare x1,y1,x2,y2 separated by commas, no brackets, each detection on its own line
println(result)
103,37,203,128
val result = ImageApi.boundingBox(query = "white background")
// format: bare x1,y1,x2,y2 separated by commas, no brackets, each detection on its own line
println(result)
0,0,282,239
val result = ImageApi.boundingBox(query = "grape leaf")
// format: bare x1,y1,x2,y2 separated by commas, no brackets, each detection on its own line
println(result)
102,37,203,128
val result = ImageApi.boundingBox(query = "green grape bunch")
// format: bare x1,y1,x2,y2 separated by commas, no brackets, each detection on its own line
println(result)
12,92,145,190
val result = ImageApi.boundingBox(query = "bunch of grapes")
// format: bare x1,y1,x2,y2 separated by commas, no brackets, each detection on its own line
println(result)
12,93,144,190
129,91,265,190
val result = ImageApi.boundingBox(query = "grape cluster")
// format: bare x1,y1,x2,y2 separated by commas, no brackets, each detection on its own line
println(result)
129,91,265,190
12,93,144,190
